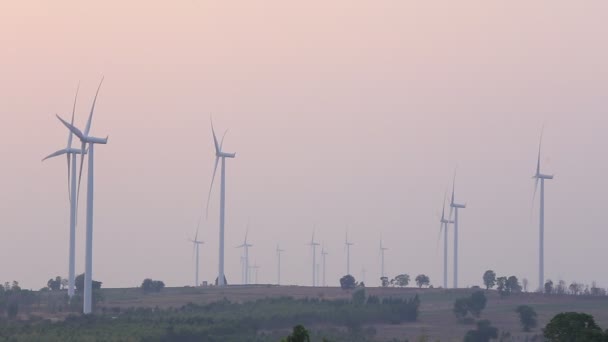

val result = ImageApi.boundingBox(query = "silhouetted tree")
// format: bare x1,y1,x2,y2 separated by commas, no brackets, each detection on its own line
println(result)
340,275,356,290
483,270,496,290
141,278,165,293
544,279,554,294
468,291,487,318
380,276,389,287
522,278,529,292
415,274,430,288
75,273,102,293
393,274,410,287
282,324,311,342
516,305,537,332
544,312,607,341
47,276,62,291
506,276,522,294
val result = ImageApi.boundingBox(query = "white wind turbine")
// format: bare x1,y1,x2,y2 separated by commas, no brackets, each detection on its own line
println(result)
43,85,86,299
532,129,553,291
237,229,252,284
250,262,260,284
321,246,328,287
189,219,204,287
56,78,108,314
438,191,454,288
345,230,354,276
308,231,320,287
449,172,466,289
205,119,236,287
379,238,388,279
276,244,284,285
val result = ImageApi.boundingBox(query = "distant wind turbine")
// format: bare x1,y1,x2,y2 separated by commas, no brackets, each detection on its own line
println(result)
205,119,236,287
345,230,354,275
379,238,388,279
250,262,260,284
438,191,454,288
43,84,85,299
308,231,320,287
189,219,204,287
276,244,284,285
449,172,466,289
56,78,108,314
237,228,253,284
321,246,328,287
532,129,553,291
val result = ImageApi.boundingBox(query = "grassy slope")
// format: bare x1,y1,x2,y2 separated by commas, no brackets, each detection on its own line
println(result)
97,286,608,341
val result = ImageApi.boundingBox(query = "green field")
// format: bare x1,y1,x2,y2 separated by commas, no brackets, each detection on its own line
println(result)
5,285,608,341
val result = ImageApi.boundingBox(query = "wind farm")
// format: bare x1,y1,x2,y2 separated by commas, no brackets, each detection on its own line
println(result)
5,2,608,340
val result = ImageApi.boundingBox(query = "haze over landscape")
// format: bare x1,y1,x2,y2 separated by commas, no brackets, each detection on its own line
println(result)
1,1,607,293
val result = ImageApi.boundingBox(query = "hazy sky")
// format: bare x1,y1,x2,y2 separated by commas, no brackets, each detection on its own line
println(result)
1,1,607,290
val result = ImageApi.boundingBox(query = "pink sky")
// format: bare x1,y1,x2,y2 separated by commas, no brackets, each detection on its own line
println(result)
1,1,607,290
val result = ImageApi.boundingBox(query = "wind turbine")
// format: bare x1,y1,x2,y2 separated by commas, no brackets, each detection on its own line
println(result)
438,191,454,288
449,172,466,289
205,119,236,287
236,229,252,284
321,246,328,287
276,244,284,285
189,219,204,287
345,230,354,275
250,262,260,284
308,231,320,287
379,238,388,279
56,78,108,314
533,129,553,291
43,85,86,299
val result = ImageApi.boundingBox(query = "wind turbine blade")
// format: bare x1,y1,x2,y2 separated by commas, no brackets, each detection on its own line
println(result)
84,77,104,137
536,126,544,176
220,130,228,150
76,142,86,211
211,117,220,154
67,82,80,149
56,115,85,140
205,156,220,218
441,190,447,221
42,149,68,162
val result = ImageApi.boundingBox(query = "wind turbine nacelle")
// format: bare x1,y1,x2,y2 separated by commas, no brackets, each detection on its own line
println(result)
66,147,87,154
539,174,554,180
452,203,466,209
85,136,109,144
218,152,236,158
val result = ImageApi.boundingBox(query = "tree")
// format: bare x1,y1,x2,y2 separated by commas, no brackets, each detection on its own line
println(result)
393,274,410,287
464,320,498,342
47,276,62,291
555,280,566,295
544,312,607,341
340,275,356,290
453,297,470,321
496,276,507,296
522,278,529,292
506,276,522,294
282,324,311,342
482,270,496,290
141,278,165,293
516,305,537,332
569,282,583,295
415,274,430,288
75,273,102,293
380,276,389,287
544,279,554,294
468,291,487,318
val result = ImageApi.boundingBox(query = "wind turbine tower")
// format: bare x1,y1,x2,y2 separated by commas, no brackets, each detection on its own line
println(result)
321,246,328,287
189,222,204,286
449,173,466,289
439,192,454,288
379,239,388,279
206,119,236,287
237,229,253,284
43,85,85,299
57,78,108,314
345,231,354,275
308,232,320,287
533,130,553,291
276,244,284,285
